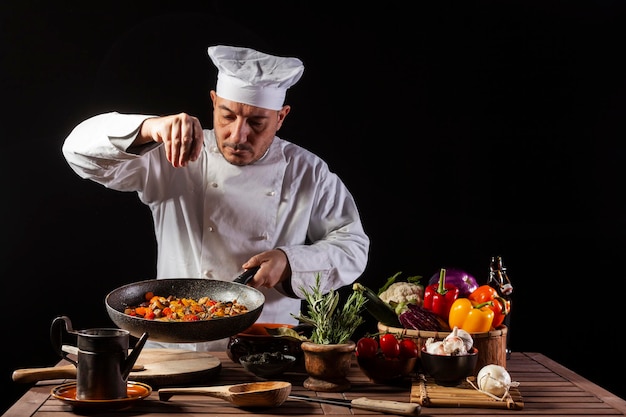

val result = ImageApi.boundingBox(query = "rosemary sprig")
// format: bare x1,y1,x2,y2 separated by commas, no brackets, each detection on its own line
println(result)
292,274,367,344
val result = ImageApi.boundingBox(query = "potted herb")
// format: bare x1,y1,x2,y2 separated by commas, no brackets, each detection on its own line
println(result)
291,274,367,392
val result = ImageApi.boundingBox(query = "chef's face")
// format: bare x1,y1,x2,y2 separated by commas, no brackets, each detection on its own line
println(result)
210,91,290,166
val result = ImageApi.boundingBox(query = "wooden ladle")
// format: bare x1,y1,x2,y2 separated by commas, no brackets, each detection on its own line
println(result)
158,381,292,408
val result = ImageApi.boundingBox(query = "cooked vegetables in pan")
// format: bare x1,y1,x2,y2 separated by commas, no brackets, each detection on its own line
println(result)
124,291,249,321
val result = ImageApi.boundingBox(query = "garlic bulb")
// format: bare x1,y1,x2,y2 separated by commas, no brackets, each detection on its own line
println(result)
454,328,473,351
442,327,473,355
424,328,475,356
424,337,445,354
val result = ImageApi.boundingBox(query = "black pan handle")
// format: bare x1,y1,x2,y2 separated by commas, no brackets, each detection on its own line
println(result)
233,266,260,285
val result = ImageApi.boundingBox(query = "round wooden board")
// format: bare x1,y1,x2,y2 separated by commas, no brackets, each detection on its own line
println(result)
128,348,222,387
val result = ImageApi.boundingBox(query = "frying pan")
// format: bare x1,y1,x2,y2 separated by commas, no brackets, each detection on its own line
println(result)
105,270,264,343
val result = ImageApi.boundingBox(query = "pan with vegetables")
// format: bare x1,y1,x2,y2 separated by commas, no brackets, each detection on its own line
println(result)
106,274,264,343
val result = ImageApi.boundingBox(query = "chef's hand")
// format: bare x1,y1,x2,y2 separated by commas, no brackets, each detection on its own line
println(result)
137,113,204,168
242,250,291,289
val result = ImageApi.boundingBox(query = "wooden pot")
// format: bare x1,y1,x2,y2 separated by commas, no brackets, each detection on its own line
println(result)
301,341,355,392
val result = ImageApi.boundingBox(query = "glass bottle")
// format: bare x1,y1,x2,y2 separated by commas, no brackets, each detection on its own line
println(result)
488,255,513,358
488,256,513,298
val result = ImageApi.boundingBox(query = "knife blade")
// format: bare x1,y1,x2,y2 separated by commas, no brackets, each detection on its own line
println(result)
288,394,421,416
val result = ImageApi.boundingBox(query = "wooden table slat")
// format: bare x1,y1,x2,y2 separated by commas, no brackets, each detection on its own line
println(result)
3,351,626,417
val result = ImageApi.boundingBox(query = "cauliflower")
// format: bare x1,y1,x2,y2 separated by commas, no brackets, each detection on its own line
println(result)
379,281,424,314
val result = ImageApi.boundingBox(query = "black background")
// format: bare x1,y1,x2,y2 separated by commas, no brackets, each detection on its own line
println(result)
2,1,626,413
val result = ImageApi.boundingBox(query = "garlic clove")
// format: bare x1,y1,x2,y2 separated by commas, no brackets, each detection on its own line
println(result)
425,340,444,355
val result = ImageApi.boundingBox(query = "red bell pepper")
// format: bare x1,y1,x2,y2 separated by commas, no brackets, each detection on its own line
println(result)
468,285,510,328
423,268,460,321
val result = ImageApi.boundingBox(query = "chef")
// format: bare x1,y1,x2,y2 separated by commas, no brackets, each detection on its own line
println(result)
62,44,370,350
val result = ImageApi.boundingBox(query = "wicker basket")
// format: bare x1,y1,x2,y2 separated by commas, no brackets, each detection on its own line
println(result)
377,322,507,375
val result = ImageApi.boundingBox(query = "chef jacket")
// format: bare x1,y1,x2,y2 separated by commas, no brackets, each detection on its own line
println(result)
62,112,370,351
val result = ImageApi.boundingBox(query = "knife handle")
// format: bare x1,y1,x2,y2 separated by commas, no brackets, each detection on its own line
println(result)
351,397,421,416
12,363,144,384
12,365,77,384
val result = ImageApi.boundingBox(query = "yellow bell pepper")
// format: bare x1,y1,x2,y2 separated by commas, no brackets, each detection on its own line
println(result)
448,298,494,333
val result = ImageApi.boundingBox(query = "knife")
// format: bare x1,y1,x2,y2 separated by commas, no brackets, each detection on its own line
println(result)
12,362,145,384
288,394,421,416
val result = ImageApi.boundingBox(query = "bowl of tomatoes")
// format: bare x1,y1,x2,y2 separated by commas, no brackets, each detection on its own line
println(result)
355,333,418,384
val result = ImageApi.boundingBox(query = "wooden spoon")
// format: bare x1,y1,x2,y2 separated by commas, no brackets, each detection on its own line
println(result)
158,381,291,408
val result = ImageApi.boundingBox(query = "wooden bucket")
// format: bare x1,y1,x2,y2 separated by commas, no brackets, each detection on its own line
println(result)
377,323,507,376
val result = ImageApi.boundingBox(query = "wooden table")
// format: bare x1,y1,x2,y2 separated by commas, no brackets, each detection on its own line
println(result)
4,351,626,416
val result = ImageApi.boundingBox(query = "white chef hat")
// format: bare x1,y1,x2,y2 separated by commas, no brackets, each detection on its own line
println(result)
208,45,304,111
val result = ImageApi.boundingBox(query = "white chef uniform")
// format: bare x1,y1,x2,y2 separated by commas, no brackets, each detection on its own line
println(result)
62,45,370,351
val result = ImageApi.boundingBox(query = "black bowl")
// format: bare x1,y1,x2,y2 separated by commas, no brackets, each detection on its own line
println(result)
420,347,478,386
239,352,296,378
226,323,310,372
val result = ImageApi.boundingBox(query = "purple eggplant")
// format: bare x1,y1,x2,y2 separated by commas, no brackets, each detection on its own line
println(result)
427,268,478,298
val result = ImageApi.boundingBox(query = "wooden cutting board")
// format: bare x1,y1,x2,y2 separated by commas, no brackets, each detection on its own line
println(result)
13,348,222,388
127,348,222,387
411,374,524,410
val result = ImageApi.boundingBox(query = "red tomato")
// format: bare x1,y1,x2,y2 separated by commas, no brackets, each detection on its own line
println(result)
398,338,419,359
356,337,378,359
379,333,400,358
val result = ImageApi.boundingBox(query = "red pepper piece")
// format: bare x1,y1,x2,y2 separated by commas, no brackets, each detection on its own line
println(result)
423,268,460,321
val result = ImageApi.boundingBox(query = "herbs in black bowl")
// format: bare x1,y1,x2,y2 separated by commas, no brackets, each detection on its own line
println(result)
239,352,296,378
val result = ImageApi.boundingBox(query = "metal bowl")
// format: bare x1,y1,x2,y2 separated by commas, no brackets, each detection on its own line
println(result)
105,278,264,343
